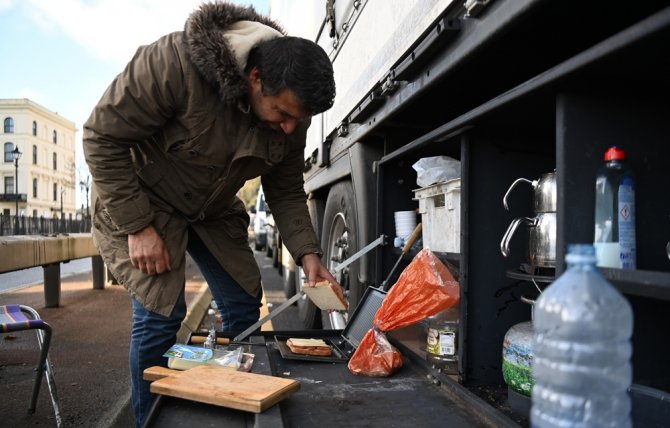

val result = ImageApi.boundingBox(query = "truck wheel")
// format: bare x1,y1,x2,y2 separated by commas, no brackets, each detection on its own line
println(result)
283,263,296,298
319,180,360,329
295,265,317,326
271,243,279,267
276,237,283,274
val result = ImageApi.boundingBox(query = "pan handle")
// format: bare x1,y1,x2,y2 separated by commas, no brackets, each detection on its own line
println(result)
403,223,423,253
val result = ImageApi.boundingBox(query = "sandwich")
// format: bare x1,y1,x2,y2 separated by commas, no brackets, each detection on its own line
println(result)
286,338,333,356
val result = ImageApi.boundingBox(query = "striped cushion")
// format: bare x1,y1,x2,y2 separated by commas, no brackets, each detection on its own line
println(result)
0,305,46,333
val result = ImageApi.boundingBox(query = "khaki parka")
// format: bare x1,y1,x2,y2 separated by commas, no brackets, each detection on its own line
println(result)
83,3,322,316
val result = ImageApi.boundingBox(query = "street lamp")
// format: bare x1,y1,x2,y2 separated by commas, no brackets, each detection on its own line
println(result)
11,146,22,235
60,187,65,233
79,176,91,218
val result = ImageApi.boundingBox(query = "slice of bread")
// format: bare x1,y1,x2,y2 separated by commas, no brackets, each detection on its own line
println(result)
303,280,348,311
286,338,333,356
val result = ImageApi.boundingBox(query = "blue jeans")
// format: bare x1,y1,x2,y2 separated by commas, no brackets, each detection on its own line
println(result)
187,230,262,332
129,228,262,427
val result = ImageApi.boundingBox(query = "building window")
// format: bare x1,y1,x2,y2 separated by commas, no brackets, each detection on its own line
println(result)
32,121,37,136
4,117,14,133
33,209,37,218
33,178,38,198
4,142,15,162
53,130,57,144
53,183,58,201
53,152,57,170
32,145,37,164
5,176,14,194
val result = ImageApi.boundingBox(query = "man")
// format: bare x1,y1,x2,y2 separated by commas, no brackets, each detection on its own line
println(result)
82,2,341,426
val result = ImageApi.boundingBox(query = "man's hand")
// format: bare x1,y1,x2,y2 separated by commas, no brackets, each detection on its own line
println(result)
300,253,345,302
128,225,172,275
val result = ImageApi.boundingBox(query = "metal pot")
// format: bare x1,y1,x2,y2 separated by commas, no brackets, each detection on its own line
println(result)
503,171,556,213
500,212,556,268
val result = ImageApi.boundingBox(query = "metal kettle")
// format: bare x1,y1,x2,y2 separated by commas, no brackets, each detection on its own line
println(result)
500,171,557,268
503,171,556,213
500,212,556,268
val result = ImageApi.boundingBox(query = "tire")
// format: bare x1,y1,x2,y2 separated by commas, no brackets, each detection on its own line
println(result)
298,180,359,329
272,236,280,268
283,263,296,299
295,264,320,327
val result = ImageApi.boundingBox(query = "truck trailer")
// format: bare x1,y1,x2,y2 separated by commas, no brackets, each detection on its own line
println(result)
266,0,670,412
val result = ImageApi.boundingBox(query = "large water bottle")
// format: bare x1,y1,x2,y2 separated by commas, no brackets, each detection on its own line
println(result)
594,146,636,269
531,244,633,427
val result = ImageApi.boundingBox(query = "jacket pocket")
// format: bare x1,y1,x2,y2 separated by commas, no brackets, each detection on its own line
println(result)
167,122,217,166
222,205,251,241
131,146,165,187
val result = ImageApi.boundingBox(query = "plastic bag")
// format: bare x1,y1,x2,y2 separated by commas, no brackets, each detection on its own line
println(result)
165,344,253,371
412,156,461,187
348,248,460,377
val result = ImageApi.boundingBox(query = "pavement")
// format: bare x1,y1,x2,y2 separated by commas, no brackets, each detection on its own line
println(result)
0,248,300,427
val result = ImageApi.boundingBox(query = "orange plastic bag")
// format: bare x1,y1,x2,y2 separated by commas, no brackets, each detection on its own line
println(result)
348,248,460,377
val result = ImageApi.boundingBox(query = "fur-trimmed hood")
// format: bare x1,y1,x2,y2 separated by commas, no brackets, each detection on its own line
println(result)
184,2,285,103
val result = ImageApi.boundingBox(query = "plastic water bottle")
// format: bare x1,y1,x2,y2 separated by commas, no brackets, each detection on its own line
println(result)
202,308,218,349
531,244,633,427
594,146,636,269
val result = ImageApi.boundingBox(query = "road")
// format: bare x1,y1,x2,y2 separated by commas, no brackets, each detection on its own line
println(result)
0,258,94,294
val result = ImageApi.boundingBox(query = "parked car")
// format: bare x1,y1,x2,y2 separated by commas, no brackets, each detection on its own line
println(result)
252,187,268,251
265,212,278,263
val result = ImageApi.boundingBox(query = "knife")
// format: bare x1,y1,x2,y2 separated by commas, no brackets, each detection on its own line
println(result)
233,290,305,343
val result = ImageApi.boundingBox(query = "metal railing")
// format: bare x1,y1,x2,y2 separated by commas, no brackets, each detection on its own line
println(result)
0,214,92,236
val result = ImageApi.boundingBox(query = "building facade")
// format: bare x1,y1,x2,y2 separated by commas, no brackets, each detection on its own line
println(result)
0,98,77,219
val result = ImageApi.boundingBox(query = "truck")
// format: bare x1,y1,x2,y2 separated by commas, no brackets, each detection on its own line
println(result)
263,0,670,421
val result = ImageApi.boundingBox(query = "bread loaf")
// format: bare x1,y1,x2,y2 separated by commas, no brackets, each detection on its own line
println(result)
303,280,348,311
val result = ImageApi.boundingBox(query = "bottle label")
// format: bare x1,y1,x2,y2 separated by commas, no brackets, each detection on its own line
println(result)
439,332,456,356
618,177,636,269
594,242,621,268
427,327,457,357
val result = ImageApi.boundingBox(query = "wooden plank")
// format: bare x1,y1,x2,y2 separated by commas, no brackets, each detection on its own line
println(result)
149,365,299,413
0,233,98,273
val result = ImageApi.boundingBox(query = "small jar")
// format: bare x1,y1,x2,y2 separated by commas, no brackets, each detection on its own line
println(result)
426,306,459,374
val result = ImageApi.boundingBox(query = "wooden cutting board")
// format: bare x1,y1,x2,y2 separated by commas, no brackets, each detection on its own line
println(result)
146,365,299,413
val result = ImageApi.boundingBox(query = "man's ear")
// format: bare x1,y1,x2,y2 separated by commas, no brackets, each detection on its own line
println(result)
247,67,261,84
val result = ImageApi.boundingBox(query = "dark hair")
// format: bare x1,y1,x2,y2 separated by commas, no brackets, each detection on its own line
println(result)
246,37,335,114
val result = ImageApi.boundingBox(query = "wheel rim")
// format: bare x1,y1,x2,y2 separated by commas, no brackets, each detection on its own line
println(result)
324,212,350,325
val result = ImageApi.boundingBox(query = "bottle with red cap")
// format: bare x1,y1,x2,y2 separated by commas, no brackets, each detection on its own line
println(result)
593,146,636,269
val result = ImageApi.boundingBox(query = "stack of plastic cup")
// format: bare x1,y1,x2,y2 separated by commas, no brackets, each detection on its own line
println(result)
394,210,417,246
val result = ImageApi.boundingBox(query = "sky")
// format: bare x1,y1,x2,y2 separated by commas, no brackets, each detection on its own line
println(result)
0,0,270,206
